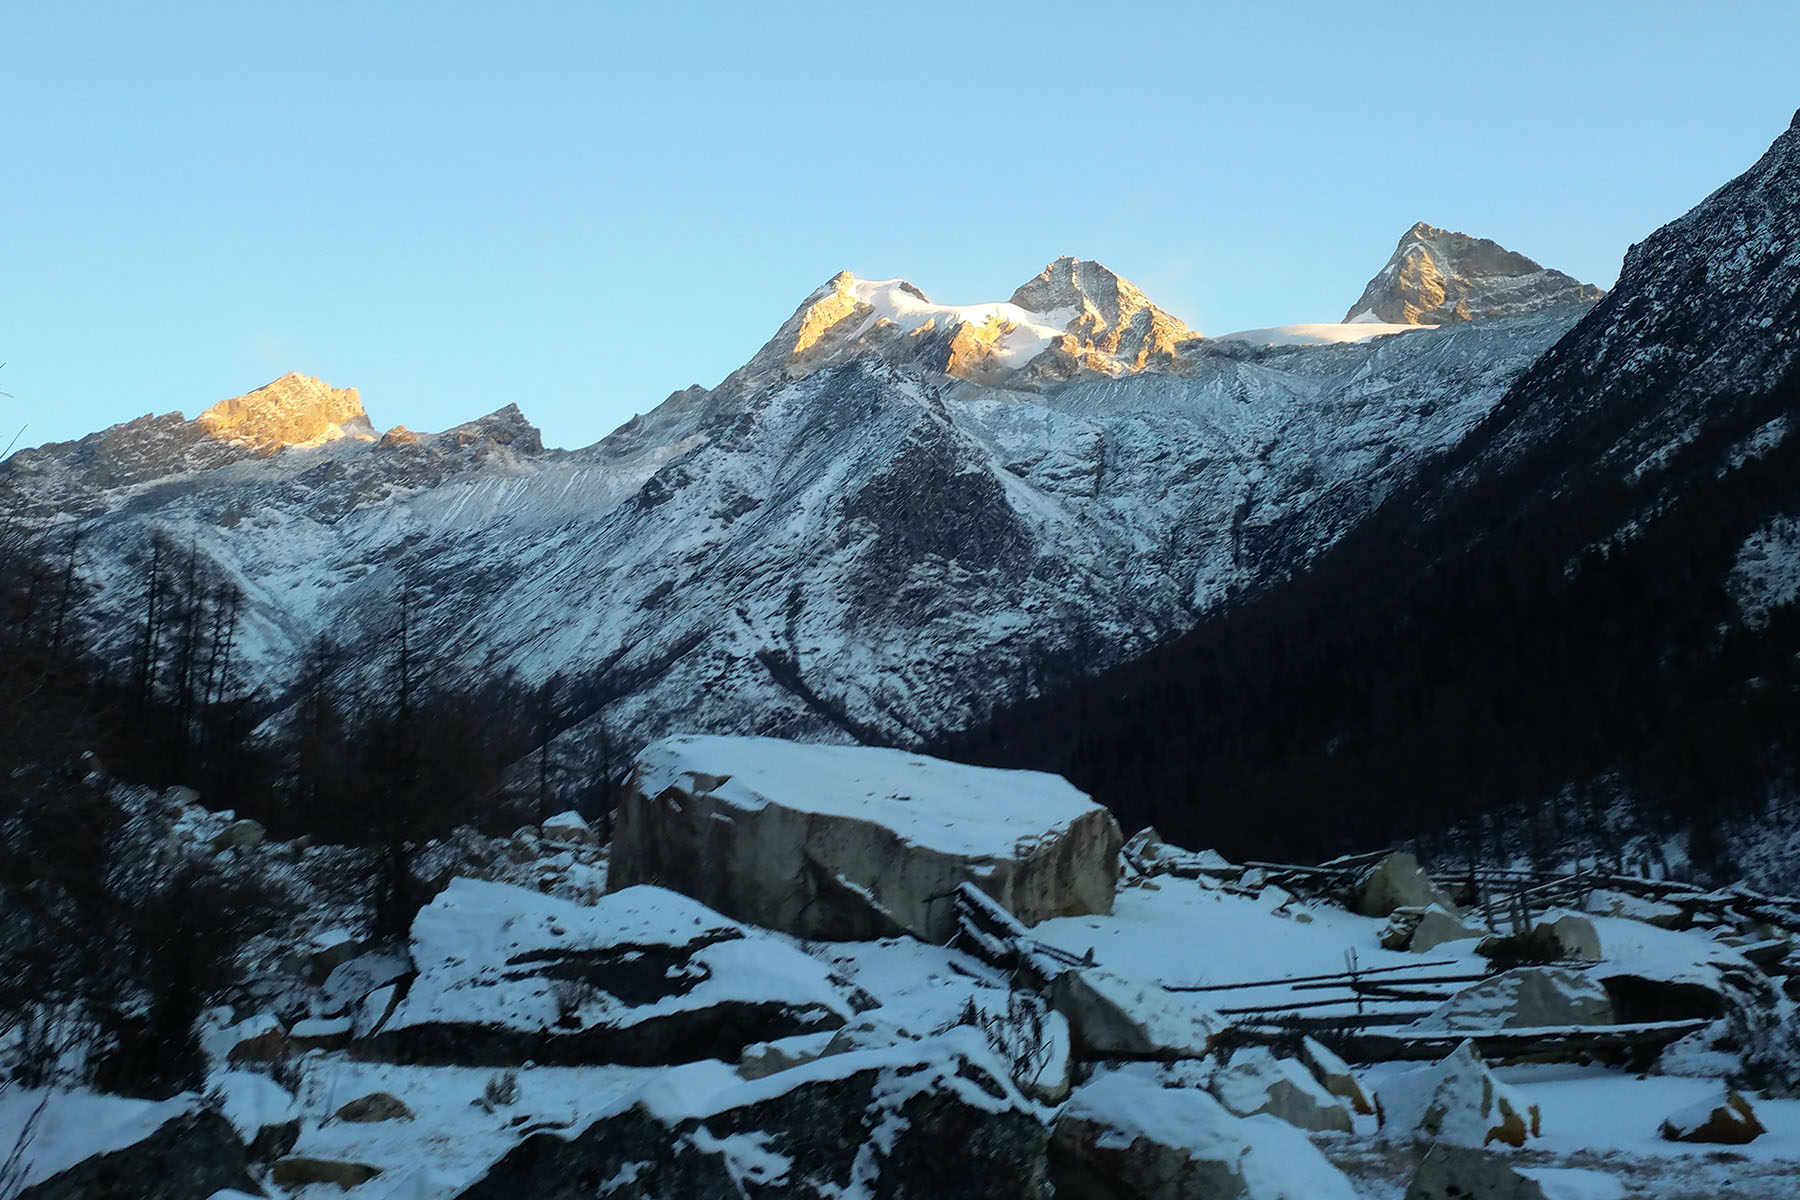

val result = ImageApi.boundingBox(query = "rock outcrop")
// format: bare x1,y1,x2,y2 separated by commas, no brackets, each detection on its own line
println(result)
1343,222,1603,325
369,878,855,1066
17,1104,257,1200
613,736,1122,942
456,1037,1048,1200
195,372,374,453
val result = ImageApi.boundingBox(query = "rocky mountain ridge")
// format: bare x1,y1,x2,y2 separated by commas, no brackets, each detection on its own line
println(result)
0,233,1605,760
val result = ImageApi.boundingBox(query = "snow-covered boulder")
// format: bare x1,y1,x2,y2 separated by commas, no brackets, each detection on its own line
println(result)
6,1093,257,1200
1659,1089,1766,1144
1417,967,1615,1031
369,878,855,1066
1051,1068,1358,1200
1352,853,1460,919
210,1069,300,1161
1412,904,1486,952
540,809,596,846
1048,965,1221,1059
456,1033,1048,1200
1479,912,1603,964
1405,1144,1622,1200
613,735,1121,942
1210,1047,1353,1132
1379,1041,1541,1147
1300,1036,1375,1115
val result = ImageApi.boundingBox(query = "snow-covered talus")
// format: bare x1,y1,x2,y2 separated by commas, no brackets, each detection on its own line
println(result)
0,290,1582,756
1345,222,1604,325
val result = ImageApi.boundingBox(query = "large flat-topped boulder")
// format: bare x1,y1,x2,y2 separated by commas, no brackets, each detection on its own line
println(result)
613,735,1121,942
368,878,855,1065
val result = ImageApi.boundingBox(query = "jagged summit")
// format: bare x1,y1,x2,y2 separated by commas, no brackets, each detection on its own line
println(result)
1344,223,1603,326
195,372,374,453
1009,256,1195,370
724,259,1197,396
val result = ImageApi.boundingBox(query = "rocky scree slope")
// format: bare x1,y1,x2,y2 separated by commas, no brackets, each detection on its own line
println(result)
2,254,1593,756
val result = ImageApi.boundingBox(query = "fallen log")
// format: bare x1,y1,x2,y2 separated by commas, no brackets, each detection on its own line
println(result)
1225,1018,1713,1064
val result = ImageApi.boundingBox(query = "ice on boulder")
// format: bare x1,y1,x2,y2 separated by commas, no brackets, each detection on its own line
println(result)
613,735,1121,941
371,878,855,1066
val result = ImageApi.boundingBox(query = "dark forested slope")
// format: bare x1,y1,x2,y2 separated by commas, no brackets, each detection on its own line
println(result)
941,111,1800,868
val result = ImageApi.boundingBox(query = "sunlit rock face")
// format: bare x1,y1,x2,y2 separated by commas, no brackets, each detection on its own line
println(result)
1344,222,1604,325
195,372,375,453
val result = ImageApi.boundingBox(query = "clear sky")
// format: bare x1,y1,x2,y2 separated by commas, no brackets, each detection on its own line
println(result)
5,2,1798,454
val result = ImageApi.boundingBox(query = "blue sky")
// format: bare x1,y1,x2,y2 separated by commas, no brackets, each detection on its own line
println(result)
5,2,1798,453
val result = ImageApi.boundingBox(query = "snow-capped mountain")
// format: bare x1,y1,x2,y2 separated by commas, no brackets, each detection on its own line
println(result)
2,252,1596,753
1344,222,1605,326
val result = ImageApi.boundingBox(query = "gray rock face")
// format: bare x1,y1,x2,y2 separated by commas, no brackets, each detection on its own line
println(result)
17,1108,257,1200
613,736,1121,942
456,1043,1049,1200
1344,222,1604,325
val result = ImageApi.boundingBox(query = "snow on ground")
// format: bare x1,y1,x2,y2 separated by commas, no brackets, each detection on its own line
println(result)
0,1088,199,1191
634,734,1107,858
1214,322,1425,346
1033,875,1486,1017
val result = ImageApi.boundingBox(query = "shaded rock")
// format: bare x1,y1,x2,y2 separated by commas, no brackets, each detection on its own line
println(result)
1210,1047,1352,1132
1380,906,1429,949
735,1032,837,1080
1300,1035,1375,1115
1660,1089,1766,1144
210,818,264,853
613,735,1120,942
1418,967,1615,1031
222,1014,286,1067
1051,1068,1358,1200
1352,853,1458,919
333,1091,415,1123
1048,966,1219,1059
539,810,596,846
369,879,853,1067
456,1037,1047,1200
18,1106,257,1200
1478,913,1603,965
211,1070,299,1164
1411,905,1486,953
1378,1041,1541,1147
287,1016,351,1053
272,1155,384,1188
1405,1143,1612,1200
